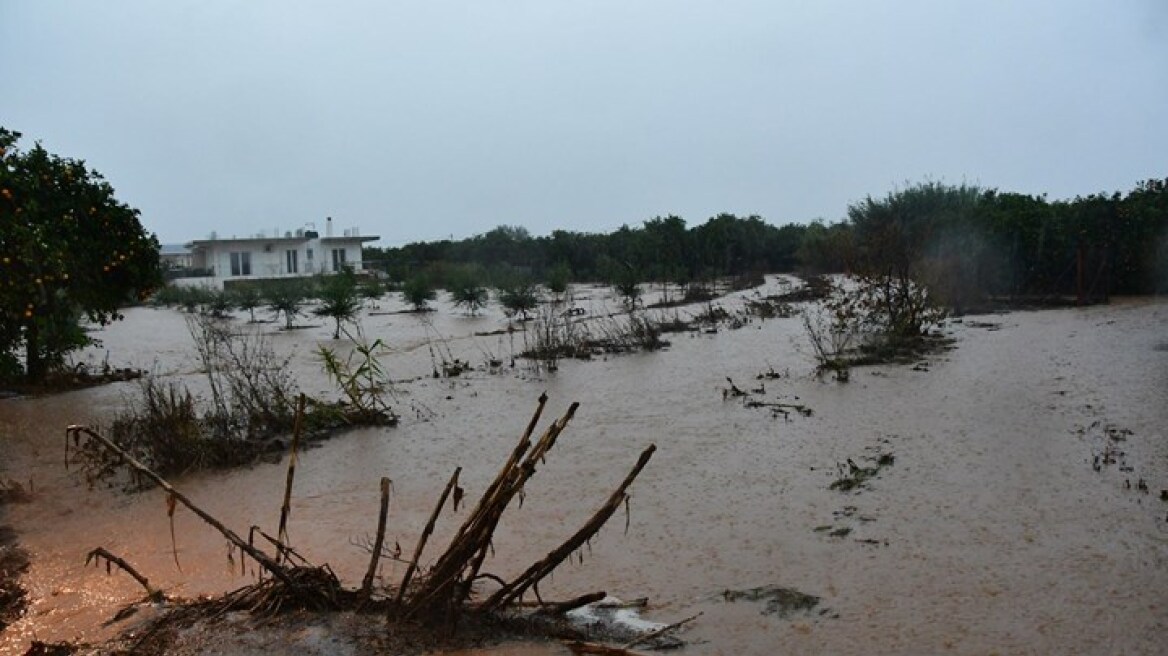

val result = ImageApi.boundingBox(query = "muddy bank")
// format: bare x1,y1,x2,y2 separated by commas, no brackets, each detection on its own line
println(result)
0,485,30,636
1,283,1166,654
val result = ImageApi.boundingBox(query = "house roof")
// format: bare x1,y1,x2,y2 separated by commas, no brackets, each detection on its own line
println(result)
185,234,380,249
159,244,192,255
320,235,381,243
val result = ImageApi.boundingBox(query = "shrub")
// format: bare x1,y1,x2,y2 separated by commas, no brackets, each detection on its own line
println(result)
497,281,539,320
402,277,437,312
313,271,363,339
263,279,311,329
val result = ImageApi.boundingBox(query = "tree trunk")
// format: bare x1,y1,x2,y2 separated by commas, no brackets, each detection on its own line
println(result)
24,318,43,383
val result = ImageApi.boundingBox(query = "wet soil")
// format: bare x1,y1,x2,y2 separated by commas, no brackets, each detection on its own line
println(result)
1,279,1166,654
0,487,31,635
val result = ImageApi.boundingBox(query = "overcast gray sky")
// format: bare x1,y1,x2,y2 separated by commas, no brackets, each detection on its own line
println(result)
3,1,1165,246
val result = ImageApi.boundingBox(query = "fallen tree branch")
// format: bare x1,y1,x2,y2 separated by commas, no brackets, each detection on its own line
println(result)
481,443,656,612
623,611,702,649
86,547,162,601
536,590,607,616
405,399,580,621
396,467,461,610
66,425,300,592
564,641,651,656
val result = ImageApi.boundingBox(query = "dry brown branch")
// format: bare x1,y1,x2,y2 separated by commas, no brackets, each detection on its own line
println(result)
362,476,392,598
450,393,548,546
564,641,651,656
66,425,300,592
407,400,581,621
276,394,306,558
396,467,461,609
481,443,656,612
248,526,312,567
86,547,162,601
535,591,607,616
623,611,702,649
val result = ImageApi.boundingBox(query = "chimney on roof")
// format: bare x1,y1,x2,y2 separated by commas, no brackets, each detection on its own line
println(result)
326,216,333,238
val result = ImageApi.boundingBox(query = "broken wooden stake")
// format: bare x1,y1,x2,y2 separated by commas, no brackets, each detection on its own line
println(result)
276,394,306,560
362,476,392,598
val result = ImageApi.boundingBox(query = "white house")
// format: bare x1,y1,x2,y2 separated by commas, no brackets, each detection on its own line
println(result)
172,219,379,290
159,244,194,270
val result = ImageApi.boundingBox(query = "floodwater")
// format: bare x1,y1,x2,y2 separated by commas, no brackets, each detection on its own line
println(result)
1,277,1165,655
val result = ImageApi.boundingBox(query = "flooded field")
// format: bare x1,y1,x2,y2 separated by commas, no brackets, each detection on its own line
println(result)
1,278,1165,655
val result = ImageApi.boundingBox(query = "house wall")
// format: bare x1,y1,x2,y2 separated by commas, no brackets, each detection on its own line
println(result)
176,236,373,290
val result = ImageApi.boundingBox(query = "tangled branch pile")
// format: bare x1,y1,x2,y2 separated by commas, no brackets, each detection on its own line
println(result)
65,393,656,641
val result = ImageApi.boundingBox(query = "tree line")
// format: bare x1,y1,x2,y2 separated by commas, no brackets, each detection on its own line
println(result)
2,123,1164,384
367,180,1167,304
364,215,807,291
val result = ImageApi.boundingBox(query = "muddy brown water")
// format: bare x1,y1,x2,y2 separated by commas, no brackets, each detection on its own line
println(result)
1,278,1165,655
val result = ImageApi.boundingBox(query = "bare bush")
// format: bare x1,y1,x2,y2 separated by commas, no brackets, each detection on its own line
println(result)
186,314,298,439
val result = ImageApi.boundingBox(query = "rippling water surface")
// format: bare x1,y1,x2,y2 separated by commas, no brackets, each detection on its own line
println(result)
1,279,1165,655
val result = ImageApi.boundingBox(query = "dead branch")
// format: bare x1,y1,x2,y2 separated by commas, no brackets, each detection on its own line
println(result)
481,443,656,612
623,611,702,649
564,641,651,656
535,591,607,616
395,467,461,609
66,425,300,592
595,597,648,609
276,394,306,558
249,526,312,567
362,476,392,598
405,399,579,621
86,547,162,601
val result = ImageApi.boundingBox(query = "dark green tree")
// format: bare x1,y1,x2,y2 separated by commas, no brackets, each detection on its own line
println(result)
230,284,264,322
497,280,539,320
313,271,363,339
612,266,642,310
402,276,437,312
545,261,572,299
263,279,310,329
847,181,981,335
450,284,489,316
0,128,161,382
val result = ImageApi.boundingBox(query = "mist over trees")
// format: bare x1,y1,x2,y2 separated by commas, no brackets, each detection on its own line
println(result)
364,178,1166,306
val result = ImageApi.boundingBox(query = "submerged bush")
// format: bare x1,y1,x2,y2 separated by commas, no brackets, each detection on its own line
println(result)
100,378,264,479
802,276,947,380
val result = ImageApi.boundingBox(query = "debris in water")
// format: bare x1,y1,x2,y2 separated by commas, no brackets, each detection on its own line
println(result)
721,585,821,618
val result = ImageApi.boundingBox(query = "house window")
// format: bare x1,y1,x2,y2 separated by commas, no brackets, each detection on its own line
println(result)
331,248,347,272
286,250,298,274
230,251,251,276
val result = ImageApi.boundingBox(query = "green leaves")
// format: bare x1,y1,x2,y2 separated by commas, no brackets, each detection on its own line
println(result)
1,127,161,381
311,271,362,338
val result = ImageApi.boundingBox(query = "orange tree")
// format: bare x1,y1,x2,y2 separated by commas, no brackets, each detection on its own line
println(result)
0,128,161,383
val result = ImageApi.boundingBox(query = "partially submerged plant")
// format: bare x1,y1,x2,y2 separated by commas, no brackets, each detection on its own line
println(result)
402,276,437,312
263,279,311,329
317,326,398,425
497,281,539,321
450,283,489,316
313,271,363,339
